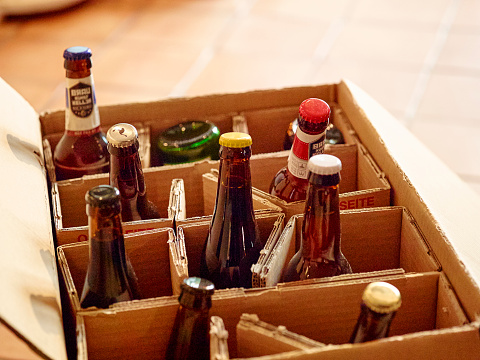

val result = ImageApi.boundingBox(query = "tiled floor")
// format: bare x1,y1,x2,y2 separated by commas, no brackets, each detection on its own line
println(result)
1,0,479,193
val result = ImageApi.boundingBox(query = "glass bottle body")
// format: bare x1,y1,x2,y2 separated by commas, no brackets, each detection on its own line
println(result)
54,49,109,181
109,142,160,222
270,112,329,203
283,174,352,282
200,145,261,289
349,303,396,343
80,187,139,308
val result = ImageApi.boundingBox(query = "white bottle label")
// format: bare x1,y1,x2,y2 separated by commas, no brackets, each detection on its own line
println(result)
287,128,326,179
65,75,100,135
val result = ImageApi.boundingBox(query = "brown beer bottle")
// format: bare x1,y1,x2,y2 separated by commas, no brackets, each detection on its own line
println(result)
270,98,330,202
80,185,139,309
165,277,215,360
107,123,160,222
200,132,262,289
350,282,402,343
283,154,352,282
54,46,109,181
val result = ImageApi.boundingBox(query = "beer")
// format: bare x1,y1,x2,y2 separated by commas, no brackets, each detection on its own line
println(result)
269,98,330,202
350,282,402,343
156,120,220,165
107,123,160,222
200,132,262,289
165,277,215,360
80,185,139,309
283,154,352,282
54,46,109,181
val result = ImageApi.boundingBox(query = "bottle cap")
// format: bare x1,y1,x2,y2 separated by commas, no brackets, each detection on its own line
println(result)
63,46,92,61
362,282,402,314
298,98,330,124
307,154,342,175
85,185,120,208
219,132,252,148
107,123,139,148
181,277,215,296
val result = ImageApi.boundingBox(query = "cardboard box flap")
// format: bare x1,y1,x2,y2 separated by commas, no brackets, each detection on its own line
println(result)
0,78,66,359
338,79,480,320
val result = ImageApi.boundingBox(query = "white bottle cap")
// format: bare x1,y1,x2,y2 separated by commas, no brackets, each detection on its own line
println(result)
307,154,342,175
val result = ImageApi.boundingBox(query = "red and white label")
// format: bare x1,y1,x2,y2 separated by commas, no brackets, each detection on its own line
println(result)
287,128,326,179
65,76,101,135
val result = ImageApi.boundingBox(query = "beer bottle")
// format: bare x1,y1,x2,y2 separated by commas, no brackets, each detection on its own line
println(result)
165,277,215,360
350,282,402,343
269,98,330,202
107,123,160,222
80,185,139,309
54,46,109,181
283,154,352,282
156,120,220,165
200,132,262,289
283,120,345,150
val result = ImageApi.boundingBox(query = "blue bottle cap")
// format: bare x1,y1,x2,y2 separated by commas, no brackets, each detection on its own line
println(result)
63,46,92,61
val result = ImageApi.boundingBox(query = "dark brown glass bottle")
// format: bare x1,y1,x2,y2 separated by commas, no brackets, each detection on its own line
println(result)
269,98,330,203
107,123,160,222
350,282,402,343
80,185,139,309
200,132,262,289
165,277,215,360
283,154,352,282
54,46,109,181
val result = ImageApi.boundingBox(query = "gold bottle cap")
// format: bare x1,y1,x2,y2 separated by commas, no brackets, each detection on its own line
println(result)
307,154,342,175
107,123,138,148
362,282,402,314
219,132,252,148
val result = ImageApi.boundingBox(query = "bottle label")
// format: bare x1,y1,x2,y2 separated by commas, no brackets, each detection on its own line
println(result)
65,75,101,136
287,128,326,179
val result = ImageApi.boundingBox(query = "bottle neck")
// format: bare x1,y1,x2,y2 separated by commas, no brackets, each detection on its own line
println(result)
86,207,130,295
64,60,100,135
109,144,146,222
302,174,340,261
350,303,396,343
287,126,327,180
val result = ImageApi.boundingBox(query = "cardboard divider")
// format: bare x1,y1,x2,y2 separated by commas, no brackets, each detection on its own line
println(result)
52,160,281,246
74,271,469,359
251,144,391,221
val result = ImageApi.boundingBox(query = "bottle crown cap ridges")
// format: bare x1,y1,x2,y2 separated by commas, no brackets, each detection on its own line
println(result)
219,132,252,148
362,282,402,314
64,46,92,61
107,123,138,148
307,154,342,175
298,98,330,124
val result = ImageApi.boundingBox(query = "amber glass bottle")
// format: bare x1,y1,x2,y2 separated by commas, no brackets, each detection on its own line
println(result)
269,98,330,202
200,132,262,289
80,185,139,309
54,46,109,181
165,277,215,360
350,282,402,343
107,123,160,222
283,154,352,282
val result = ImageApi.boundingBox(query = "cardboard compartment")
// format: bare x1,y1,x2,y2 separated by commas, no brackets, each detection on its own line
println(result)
52,161,281,246
43,122,152,183
251,142,390,220
74,271,470,359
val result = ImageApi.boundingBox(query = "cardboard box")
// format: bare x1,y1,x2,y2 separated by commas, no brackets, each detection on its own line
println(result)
3,77,480,359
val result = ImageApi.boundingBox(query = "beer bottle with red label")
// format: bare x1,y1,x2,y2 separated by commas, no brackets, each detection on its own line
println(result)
269,98,330,202
107,123,160,222
200,132,262,289
80,185,140,309
165,277,215,360
350,282,402,343
54,46,109,181
283,154,352,282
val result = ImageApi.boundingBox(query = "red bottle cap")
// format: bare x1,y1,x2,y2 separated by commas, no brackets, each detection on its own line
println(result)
298,98,330,124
